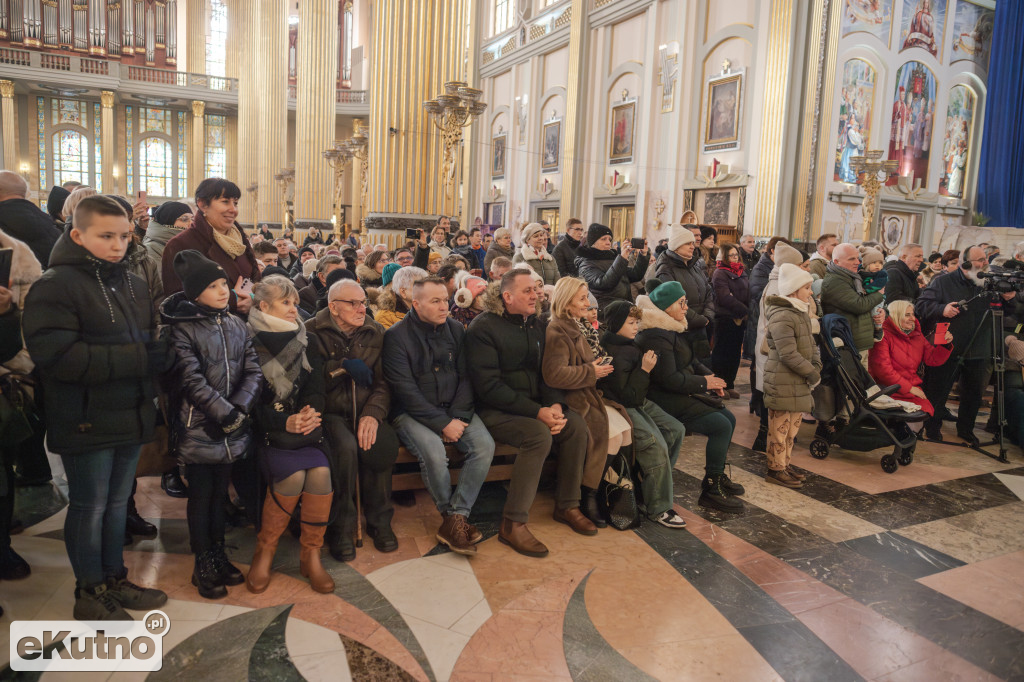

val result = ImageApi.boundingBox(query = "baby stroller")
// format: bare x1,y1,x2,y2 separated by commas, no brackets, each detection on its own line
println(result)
809,314,928,473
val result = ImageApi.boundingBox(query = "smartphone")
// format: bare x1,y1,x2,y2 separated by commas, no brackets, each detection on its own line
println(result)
0,248,12,287
137,190,147,204
598,356,613,366
235,277,254,298
934,322,949,344
405,228,420,239
630,237,645,250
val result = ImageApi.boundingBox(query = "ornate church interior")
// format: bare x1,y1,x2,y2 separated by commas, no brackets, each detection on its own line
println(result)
2,0,1024,680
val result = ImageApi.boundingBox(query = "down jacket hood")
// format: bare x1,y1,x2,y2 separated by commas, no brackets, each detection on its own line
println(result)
159,290,226,324
481,279,545,318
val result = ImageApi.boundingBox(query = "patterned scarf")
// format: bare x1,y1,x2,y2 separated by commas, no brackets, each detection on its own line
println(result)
247,307,311,402
576,318,606,360
716,260,744,277
197,210,247,259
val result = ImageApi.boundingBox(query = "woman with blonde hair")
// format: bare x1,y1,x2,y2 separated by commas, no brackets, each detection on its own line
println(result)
542,277,632,529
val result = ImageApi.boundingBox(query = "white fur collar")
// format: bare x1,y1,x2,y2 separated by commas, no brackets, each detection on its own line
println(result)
636,295,688,333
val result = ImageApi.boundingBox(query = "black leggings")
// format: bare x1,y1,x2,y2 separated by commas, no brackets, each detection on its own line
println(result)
185,462,233,554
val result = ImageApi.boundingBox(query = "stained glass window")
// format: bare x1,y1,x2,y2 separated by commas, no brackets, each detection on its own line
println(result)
36,98,47,198
205,114,227,178
139,137,173,197
51,99,87,126
493,0,513,35
53,130,90,188
126,105,134,195
93,102,102,192
140,107,171,134
177,111,187,197
206,0,227,78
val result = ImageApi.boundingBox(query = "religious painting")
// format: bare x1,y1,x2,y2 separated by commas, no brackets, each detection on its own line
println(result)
608,99,635,165
840,0,893,45
886,61,937,187
703,192,731,226
487,201,505,227
703,72,743,153
950,0,994,68
879,210,921,247
834,59,877,184
938,85,975,198
491,133,506,179
898,0,948,60
541,118,561,173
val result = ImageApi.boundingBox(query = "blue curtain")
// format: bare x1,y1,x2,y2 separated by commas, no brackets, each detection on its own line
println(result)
976,0,1024,228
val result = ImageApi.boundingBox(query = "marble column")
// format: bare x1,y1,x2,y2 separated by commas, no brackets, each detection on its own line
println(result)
236,0,259,225
294,0,338,227
350,117,364,231
560,0,589,224
0,80,16,172
224,0,240,81
190,100,205,192
186,0,207,74
101,90,115,194
366,0,469,232
256,0,288,224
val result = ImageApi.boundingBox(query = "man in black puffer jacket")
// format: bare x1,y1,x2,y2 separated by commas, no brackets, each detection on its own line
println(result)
467,270,592,558
883,243,924,304
0,172,61,268
552,218,584,277
574,223,650,315
383,277,495,555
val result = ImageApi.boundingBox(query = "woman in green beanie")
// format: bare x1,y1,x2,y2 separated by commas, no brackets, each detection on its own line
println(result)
636,279,745,513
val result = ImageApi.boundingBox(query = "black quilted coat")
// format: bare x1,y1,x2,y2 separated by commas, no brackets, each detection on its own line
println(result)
160,292,263,464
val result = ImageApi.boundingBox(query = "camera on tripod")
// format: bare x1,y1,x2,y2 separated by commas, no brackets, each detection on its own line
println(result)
977,269,1024,294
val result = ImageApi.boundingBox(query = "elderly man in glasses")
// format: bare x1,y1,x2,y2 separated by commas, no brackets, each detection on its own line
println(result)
306,278,400,561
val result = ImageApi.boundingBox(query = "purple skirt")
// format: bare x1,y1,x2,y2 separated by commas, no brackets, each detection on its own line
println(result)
259,444,330,483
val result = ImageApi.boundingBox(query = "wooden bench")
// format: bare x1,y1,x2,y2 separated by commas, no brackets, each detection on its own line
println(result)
391,443,520,491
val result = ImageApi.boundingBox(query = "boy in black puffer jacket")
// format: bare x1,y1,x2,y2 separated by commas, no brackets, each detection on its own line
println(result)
599,300,687,528
161,250,263,599
23,195,170,621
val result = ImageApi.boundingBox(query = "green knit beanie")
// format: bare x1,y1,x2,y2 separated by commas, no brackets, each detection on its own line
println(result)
381,262,402,286
647,279,685,310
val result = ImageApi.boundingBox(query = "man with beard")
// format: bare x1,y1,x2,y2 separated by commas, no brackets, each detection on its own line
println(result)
915,246,1015,445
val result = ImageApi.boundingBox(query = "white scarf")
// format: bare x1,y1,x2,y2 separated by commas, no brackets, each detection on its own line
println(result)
520,243,552,262
783,295,809,313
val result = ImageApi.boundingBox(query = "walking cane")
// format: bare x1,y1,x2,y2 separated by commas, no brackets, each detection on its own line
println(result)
328,367,363,548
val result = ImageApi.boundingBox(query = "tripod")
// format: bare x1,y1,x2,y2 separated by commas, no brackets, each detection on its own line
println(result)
933,292,1009,463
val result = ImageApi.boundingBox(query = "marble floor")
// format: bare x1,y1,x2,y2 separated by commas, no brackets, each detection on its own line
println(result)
3,371,1024,681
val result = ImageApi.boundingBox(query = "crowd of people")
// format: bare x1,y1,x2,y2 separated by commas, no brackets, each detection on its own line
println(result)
0,169,1016,623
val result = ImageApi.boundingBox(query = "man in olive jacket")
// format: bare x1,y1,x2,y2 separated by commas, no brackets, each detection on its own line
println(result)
306,279,399,560
820,243,885,361
466,270,591,558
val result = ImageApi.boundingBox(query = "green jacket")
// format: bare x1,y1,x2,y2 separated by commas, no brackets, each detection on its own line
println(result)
820,265,884,351
763,296,821,413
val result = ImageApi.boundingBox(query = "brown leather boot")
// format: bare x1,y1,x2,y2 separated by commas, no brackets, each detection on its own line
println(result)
785,465,807,481
299,492,336,594
246,491,299,594
553,507,598,536
436,514,477,556
498,518,548,558
765,469,803,488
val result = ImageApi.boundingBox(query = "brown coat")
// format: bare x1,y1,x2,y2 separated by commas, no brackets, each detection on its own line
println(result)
542,315,631,488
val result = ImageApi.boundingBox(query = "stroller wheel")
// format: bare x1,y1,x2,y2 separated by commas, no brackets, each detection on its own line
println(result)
897,445,914,466
880,453,899,473
810,438,830,460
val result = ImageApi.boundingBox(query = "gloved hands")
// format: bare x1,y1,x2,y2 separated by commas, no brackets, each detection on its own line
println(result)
202,409,249,440
342,358,374,387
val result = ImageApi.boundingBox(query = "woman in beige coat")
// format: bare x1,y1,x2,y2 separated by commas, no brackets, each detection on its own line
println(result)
542,277,632,528
763,263,821,488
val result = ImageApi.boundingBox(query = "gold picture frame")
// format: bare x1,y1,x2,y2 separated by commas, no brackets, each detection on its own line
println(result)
491,133,507,179
541,118,561,173
703,71,743,153
608,99,636,165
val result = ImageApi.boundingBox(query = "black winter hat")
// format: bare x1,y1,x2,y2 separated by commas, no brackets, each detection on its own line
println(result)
604,300,635,336
46,186,70,221
107,195,134,218
325,266,358,289
154,201,192,227
173,249,228,301
261,265,290,279
699,225,718,242
587,223,614,246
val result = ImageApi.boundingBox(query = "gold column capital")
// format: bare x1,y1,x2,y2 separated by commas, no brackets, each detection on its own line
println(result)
191,100,206,118
101,90,115,108
0,80,14,99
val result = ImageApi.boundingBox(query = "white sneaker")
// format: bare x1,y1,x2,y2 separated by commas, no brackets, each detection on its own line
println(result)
653,510,687,529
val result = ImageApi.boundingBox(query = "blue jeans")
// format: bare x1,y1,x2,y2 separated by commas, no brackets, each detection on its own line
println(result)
627,401,686,515
393,413,495,517
60,445,142,587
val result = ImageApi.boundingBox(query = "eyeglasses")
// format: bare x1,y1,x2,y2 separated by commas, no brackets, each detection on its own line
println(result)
330,299,367,308
396,255,413,263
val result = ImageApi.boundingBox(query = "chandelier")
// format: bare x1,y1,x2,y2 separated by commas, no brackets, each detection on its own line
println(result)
423,81,487,197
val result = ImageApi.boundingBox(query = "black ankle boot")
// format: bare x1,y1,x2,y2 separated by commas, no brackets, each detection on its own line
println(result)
698,474,744,513
211,542,244,585
718,467,745,496
751,424,768,453
161,468,188,498
126,484,157,537
191,550,228,599
581,487,607,528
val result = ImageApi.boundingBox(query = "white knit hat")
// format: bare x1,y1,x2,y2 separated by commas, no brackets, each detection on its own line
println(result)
774,243,803,267
778,263,813,296
668,225,696,251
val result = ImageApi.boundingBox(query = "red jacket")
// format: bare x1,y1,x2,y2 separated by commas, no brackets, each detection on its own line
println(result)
869,316,952,395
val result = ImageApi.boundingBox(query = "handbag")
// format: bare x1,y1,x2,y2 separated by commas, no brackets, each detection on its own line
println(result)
692,391,725,409
266,426,324,450
599,450,641,530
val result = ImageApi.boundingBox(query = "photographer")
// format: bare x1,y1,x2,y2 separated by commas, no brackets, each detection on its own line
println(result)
915,246,1015,445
